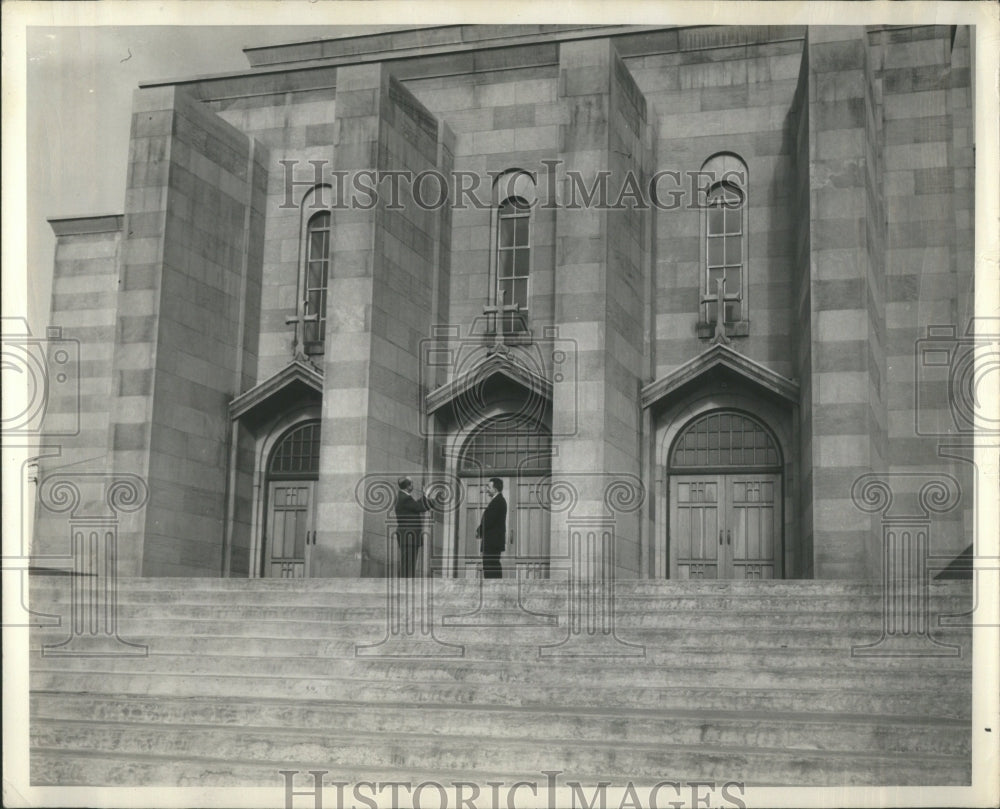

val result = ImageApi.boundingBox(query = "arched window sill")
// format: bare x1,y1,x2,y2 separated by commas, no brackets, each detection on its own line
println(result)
696,320,750,339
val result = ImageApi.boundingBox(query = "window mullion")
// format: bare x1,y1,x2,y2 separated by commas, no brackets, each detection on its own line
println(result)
701,167,747,330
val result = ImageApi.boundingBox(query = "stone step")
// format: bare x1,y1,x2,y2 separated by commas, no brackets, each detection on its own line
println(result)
29,576,975,603
22,632,974,668
27,575,974,788
26,584,974,612
28,619,971,652
30,670,971,719
30,721,969,786
29,651,972,693
24,601,964,628
30,747,969,789
26,595,975,623
30,692,971,758
27,575,974,596
27,750,547,790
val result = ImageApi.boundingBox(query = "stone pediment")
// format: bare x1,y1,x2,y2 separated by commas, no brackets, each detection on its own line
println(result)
425,350,551,415
229,360,324,424
641,343,798,410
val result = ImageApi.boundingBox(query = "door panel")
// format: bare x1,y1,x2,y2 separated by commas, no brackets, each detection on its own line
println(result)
266,482,315,578
513,479,550,579
457,477,552,579
671,477,721,579
670,474,780,579
730,476,779,579
460,481,487,578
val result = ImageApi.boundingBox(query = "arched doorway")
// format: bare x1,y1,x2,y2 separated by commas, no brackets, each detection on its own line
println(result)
456,415,552,578
262,421,320,577
667,410,783,579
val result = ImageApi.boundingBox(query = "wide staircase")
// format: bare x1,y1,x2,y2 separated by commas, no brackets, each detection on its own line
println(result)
28,576,973,789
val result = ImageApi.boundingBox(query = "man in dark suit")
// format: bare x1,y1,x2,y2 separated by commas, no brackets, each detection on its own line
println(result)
393,477,431,577
475,477,507,579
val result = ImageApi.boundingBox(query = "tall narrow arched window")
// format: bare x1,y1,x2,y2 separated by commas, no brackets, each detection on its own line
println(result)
497,197,530,321
491,170,536,335
303,210,331,350
699,153,749,336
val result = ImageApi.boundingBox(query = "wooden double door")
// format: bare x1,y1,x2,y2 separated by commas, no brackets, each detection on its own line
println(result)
459,477,551,578
669,473,781,579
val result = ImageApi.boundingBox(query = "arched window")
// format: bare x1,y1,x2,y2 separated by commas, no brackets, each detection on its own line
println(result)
669,411,779,470
700,153,748,335
497,197,530,311
302,210,331,350
460,416,551,476
491,170,535,334
269,421,321,479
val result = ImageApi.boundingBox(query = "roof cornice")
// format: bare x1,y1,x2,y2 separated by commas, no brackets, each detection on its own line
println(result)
138,24,808,102
48,214,124,236
243,24,620,69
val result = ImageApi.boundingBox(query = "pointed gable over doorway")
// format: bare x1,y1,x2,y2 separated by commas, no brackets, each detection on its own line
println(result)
229,360,324,429
425,349,552,418
641,343,799,411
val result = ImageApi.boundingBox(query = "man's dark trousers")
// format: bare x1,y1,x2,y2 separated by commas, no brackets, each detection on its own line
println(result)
482,553,502,579
397,534,421,578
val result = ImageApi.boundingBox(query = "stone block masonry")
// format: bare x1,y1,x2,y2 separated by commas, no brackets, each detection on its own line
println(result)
33,218,123,560
315,65,444,576
878,24,974,559
218,87,340,384
638,35,800,385
33,24,976,583
105,86,264,576
551,39,654,576
804,27,887,578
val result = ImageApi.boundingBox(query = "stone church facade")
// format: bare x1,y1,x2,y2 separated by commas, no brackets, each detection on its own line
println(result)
36,24,975,582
